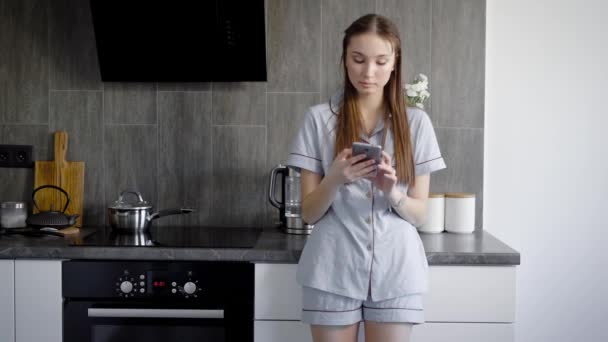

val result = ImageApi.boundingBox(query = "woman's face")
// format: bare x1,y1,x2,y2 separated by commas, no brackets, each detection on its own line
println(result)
345,32,396,96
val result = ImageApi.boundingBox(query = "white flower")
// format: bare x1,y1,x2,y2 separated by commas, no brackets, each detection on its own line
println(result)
420,90,430,98
418,73,428,82
405,83,412,90
415,102,424,109
411,82,424,92
406,89,418,97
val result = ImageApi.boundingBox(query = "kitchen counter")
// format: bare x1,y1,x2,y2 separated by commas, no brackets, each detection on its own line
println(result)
0,227,519,265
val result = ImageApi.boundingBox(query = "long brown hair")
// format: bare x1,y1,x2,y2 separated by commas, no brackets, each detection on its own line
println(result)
333,14,415,186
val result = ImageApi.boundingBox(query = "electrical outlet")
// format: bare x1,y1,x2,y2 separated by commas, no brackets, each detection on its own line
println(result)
0,145,33,168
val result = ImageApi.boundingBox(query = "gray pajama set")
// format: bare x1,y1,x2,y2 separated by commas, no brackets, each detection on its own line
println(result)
286,91,446,326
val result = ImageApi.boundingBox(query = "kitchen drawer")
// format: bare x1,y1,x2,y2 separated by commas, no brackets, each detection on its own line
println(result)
254,264,516,322
255,321,513,342
255,321,311,342
15,260,62,342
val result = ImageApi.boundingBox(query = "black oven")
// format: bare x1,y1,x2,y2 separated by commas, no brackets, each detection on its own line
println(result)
63,260,253,342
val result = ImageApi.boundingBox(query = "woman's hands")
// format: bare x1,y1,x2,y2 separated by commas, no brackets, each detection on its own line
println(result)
326,148,378,187
326,148,398,196
371,151,398,195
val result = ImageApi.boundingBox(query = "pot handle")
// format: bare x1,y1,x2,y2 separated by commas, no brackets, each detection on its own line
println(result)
118,190,146,204
148,208,195,221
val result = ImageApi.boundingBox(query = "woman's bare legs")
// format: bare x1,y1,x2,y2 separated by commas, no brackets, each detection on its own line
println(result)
311,323,360,342
364,321,413,342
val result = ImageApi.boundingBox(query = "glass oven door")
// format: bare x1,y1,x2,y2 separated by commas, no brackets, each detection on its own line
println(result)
64,301,251,342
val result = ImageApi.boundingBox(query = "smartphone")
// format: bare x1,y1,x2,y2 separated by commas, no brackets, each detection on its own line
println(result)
352,142,382,176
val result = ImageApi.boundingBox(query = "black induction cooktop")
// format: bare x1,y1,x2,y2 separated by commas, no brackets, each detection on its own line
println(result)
72,226,262,248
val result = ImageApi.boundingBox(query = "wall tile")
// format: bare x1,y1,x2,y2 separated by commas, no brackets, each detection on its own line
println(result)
0,0,48,124
431,0,485,128
157,83,211,92
104,125,158,220
212,126,266,227
48,0,101,90
0,125,50,203
50,91,104,225
377,0,432,113
212,83,266,125
321,0,375,100
431,127,484,229
267,0,321,92
157,92,213,227
104,83,157,124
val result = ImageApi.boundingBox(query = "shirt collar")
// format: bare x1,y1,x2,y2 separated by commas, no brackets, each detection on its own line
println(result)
360,119,386,142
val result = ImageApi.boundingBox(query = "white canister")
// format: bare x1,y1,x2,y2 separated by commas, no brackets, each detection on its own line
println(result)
444,193,475,233
418,193,445,234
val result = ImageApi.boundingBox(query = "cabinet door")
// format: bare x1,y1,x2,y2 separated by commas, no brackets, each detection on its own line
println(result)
255,263,301,320
425,266,516,322
255,321,311,342
254,264,516,323
411,322,514,342
256,321,513,342
0,260,15,342
15,260,62,342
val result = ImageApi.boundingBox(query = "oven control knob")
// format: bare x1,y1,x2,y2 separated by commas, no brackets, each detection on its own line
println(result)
120,281,133,294
183,281,197,295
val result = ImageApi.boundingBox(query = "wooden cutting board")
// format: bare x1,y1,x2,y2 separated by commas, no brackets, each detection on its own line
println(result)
33,131,85,234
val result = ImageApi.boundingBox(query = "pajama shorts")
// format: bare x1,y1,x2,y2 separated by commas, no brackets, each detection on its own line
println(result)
301,286,425,326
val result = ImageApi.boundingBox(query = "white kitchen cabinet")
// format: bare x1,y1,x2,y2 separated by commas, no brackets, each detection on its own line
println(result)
15,260,62,342
0,260,15,342
255,321,513,342
254,263,516,342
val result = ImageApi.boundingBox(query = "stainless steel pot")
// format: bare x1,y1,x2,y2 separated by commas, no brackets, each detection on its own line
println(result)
108,190,194,232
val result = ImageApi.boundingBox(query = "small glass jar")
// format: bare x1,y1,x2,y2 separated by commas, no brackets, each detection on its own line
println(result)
1,201,28,228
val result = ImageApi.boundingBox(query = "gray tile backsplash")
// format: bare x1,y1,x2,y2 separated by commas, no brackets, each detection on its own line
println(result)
211,126,267,227
0,0,486,230
212,83,267,125
0,0,48,124
431,0,485,129
50,91,104,225
267,0,322,92
103,83,157,125
157,91,213,227
48,0,101,91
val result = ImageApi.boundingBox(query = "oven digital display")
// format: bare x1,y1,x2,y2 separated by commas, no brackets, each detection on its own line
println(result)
152,280,167,288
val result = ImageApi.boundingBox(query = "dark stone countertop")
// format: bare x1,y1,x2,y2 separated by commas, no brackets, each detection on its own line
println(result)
0,226,520,265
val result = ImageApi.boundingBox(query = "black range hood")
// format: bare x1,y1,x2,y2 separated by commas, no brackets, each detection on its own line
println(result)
89,0,267,82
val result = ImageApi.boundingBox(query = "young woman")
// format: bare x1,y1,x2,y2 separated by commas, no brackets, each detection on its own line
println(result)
287,14,446,342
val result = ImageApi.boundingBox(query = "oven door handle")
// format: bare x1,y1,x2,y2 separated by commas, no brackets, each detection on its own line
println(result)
87,308,224,319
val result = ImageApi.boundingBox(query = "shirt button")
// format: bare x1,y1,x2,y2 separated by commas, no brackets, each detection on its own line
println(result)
367,244,372,251
366,191,372,199
365,217,371,224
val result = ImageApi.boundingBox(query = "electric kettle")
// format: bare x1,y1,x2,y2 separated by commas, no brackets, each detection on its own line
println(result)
268,164,313,234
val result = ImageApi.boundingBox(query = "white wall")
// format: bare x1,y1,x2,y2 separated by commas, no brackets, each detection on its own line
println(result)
485,0,608,341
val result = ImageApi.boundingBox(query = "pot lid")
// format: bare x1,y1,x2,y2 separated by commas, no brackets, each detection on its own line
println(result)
109,190,152,210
